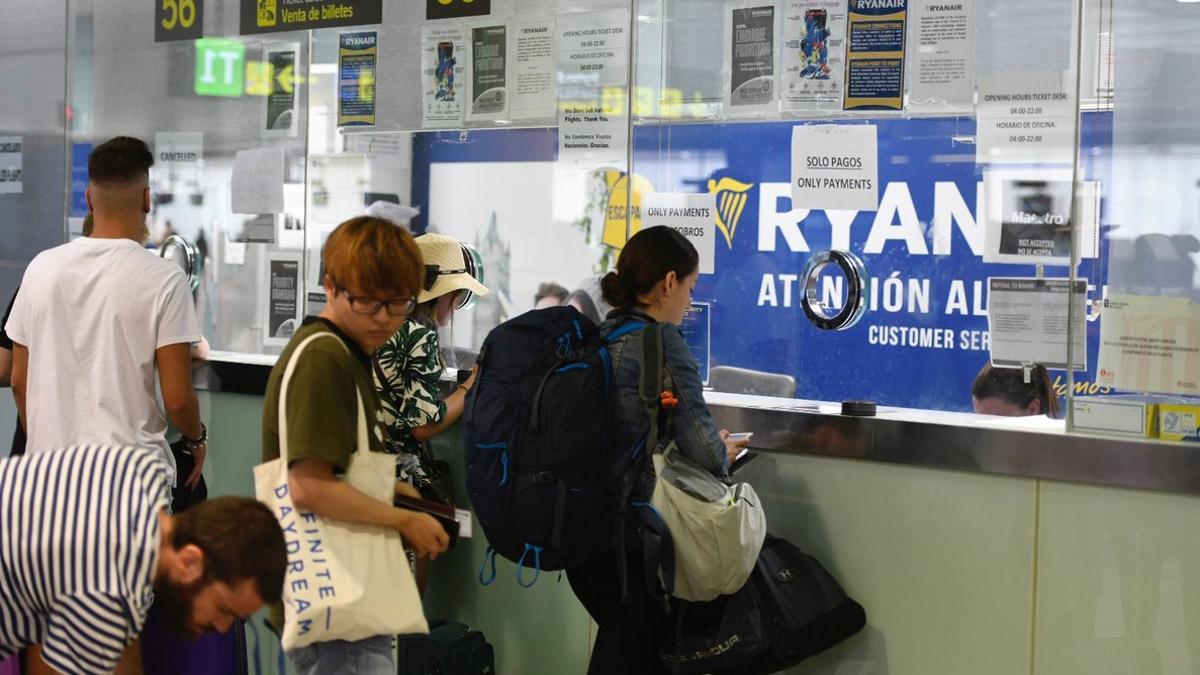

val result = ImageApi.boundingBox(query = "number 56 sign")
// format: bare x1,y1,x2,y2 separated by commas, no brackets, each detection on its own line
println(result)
156,0,203,42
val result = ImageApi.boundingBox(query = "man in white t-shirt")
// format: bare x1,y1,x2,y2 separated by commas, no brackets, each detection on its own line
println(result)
6,136,207,488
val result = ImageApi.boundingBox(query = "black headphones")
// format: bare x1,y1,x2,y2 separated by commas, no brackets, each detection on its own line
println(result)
423,242,481,310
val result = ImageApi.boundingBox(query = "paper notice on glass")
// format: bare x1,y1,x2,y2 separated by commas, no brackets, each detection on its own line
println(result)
907,0,974,111
264,256,300,347
976,71,1075,165
154,132,204,187
982,168,1099,265
231,147,285,214
338,31,377,127
467,24,508,122
843,0,907,111
557,9,630,166
725,3,779,114
987,278,1087,371
510,19,556,120
781,0,846,111
423,24,468,129
0,136,22,195
1098,294,1200,396
791,124,879,211
644,193,718,275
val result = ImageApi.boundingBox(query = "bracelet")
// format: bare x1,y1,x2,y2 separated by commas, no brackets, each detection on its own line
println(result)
455,384,469,394
182,422,208,447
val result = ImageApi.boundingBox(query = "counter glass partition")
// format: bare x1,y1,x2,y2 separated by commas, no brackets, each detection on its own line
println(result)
7,0,1200,449
633,0,1091,417
1075,0,1200,444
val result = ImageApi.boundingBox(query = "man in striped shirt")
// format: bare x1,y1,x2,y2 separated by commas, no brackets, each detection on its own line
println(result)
0,445,287,675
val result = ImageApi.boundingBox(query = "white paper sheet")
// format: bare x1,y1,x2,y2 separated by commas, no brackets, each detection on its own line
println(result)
987,277,1087,371
231,147,285,214
907,0,974,111
557,9,630,166
1098,293,1200,396
0,136,22,195
791,124,879,211
154,132,204,187
976,70,1076,165
510,18,557,120
644,193,718,274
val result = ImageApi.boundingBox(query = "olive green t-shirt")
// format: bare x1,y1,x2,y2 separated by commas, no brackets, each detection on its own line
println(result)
262,317,385,467
261,316,387,631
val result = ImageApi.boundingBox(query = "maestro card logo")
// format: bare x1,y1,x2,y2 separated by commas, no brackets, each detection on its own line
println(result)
707,177,755,249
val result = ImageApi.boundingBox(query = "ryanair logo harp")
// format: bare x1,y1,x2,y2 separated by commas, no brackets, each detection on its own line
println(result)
707,177,755,249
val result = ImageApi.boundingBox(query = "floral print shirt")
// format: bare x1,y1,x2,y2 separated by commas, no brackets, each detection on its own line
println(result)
373,318,446,488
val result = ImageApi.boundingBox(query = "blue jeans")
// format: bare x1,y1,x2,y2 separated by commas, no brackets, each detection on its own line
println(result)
287,635,393,675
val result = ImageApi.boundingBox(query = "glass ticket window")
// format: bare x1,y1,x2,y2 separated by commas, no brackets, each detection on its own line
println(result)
9,0,1200,443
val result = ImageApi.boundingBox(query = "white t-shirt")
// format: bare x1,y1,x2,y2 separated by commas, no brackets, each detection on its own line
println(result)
5,237,201,482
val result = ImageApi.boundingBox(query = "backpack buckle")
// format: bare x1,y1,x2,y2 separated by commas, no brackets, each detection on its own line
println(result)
535,471,556,484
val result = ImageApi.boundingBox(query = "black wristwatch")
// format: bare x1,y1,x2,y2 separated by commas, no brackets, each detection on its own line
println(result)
182,422,208,448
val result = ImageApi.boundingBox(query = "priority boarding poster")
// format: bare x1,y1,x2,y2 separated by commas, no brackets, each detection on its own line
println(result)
725,3,779,114
781,0,846,110
467,24,509,122
843,0,907,111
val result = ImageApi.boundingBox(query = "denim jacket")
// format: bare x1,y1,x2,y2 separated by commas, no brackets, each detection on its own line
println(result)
601,310,731,488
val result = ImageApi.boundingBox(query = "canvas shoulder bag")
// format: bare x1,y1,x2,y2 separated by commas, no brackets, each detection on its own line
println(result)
254,330,428,650
641,324,768,602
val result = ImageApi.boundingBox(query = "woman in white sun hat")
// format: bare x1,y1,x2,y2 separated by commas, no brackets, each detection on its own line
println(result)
372,232,488,590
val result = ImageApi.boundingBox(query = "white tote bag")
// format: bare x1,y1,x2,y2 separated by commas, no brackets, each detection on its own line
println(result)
650,444,767,602
254,331,428,651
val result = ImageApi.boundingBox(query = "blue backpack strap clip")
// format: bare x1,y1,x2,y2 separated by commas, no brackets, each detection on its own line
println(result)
478,546,499,586
516,543,544,588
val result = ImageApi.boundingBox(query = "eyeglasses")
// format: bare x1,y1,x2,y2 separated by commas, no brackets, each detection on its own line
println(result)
339,290,417,317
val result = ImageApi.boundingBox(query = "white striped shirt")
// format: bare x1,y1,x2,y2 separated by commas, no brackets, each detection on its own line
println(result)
0,445,171,674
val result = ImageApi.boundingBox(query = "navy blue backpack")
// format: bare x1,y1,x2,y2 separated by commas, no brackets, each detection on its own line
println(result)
463,305,653,586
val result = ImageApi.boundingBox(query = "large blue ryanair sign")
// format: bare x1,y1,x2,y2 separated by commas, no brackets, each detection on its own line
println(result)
414,113,1112,412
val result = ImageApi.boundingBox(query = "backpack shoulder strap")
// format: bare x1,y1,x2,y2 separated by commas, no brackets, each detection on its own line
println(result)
638,322,666,451
614,321,677,605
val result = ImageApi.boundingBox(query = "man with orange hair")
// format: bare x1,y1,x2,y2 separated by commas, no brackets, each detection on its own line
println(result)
261,216,449,675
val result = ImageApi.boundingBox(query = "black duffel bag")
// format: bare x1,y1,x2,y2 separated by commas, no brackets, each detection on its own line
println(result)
396,620,495,675
660,534,867,675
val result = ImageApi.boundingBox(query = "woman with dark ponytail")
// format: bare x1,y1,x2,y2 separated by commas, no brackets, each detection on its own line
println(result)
971,363,1060,417
567,226,750,674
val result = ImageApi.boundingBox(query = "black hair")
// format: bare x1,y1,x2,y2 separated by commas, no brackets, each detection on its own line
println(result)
171,496,287,603
88,136,154,185
971,363,1060,418
600,226,699,311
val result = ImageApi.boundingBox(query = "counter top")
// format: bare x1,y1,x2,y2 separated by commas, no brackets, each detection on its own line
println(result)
195,356,1200,496
706,394,1200,496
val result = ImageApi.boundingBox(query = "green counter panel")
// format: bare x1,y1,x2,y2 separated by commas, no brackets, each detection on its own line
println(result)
8,390,1200,674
